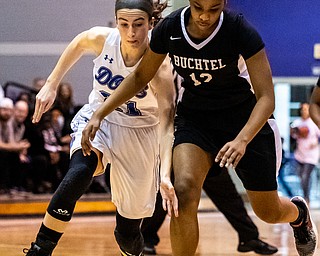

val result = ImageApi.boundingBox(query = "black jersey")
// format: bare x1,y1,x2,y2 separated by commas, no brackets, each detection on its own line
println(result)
150,7,265,112
317,76,320,87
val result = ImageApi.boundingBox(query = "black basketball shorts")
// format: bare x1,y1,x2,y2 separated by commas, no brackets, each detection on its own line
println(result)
173,114,281,191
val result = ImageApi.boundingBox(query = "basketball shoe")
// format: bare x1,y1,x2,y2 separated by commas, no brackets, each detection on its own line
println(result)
290,196,318,256
120,247,144,256
142,243,157,255
237,238,278,255
23,235,56,256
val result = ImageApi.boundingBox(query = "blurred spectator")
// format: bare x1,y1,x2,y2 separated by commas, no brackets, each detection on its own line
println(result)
0,84,4,100
290,102,320,204
53,82,77,136
16,91,34,121
38,110,70,190
51,107,71,146
50,107,70,176
13,101,29,139
277,138,294,197
16,91,32,104
0,98,30,194
12,81,52,194
32,77,46,92
50,82,77,186
23,121,52,194
10,100,32,193
28,77,46,117
50,107,65,138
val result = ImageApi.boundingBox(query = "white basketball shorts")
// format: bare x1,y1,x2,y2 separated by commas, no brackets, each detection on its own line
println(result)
70,104,160,219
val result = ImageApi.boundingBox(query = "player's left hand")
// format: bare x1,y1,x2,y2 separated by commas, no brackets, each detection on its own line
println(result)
160,177,178,217
215,138,247,169
81,115,101,156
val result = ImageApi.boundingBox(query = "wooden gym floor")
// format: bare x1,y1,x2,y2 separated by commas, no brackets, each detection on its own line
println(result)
0,203,319,255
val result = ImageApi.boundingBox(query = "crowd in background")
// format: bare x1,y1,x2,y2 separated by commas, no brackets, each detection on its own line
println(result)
0,78,320,202
0,78,109,197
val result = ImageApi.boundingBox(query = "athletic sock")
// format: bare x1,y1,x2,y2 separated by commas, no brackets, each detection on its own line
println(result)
38,223,63,243
290,205,305,226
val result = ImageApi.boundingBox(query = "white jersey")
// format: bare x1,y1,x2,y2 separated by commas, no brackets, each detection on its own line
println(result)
70,28,160,218
89,28,158,128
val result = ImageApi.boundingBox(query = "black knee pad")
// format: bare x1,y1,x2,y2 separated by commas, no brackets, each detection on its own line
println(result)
47,150,98,221
114,211,144,255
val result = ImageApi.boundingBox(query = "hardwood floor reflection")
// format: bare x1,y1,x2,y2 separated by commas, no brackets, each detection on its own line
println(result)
0,210,320,256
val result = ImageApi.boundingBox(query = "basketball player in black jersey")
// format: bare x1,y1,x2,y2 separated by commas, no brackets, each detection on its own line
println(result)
81,1,318,256
141,165,278,255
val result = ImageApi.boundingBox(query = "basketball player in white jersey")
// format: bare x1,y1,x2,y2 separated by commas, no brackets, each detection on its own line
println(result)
78,0,318,256
24,1,175,255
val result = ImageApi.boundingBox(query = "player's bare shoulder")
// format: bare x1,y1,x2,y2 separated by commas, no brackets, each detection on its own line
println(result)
87,26,112,40
85,26,114,55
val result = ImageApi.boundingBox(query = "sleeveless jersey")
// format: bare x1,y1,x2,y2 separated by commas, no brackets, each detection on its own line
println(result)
150,7,265,112
89,28,158,128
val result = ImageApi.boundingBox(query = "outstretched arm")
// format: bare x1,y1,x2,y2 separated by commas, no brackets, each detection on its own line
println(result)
151,56,178,217
81,48,167,155
32,26,109,123
215,49,275,168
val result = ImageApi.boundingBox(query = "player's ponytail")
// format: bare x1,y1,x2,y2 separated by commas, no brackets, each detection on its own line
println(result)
151,0,169,26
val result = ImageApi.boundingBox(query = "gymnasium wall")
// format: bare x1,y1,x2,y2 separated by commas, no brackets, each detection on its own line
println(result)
0,1,319,105
0,0,115,105
227,0,320,77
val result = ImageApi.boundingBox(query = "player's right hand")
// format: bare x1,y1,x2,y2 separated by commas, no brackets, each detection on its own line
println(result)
32,84,56,123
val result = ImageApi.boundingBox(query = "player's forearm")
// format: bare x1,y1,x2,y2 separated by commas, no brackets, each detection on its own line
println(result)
47,35,87,89
158,91,175,181
310,87,320,127
159,132,174,179
237,95,274,144
159,109,175,180
309,103,320,127
94,49,166,121
94,72,148,120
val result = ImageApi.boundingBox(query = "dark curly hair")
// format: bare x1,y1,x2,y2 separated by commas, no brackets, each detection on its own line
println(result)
115,0,168,26
152,0,169,26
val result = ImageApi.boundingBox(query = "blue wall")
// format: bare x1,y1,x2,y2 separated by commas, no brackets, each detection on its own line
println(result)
228,1,320,77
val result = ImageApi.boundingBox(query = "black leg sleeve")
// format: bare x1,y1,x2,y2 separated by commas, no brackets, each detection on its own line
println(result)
114,211,144,255
47,150,98,222
141,191,167,246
